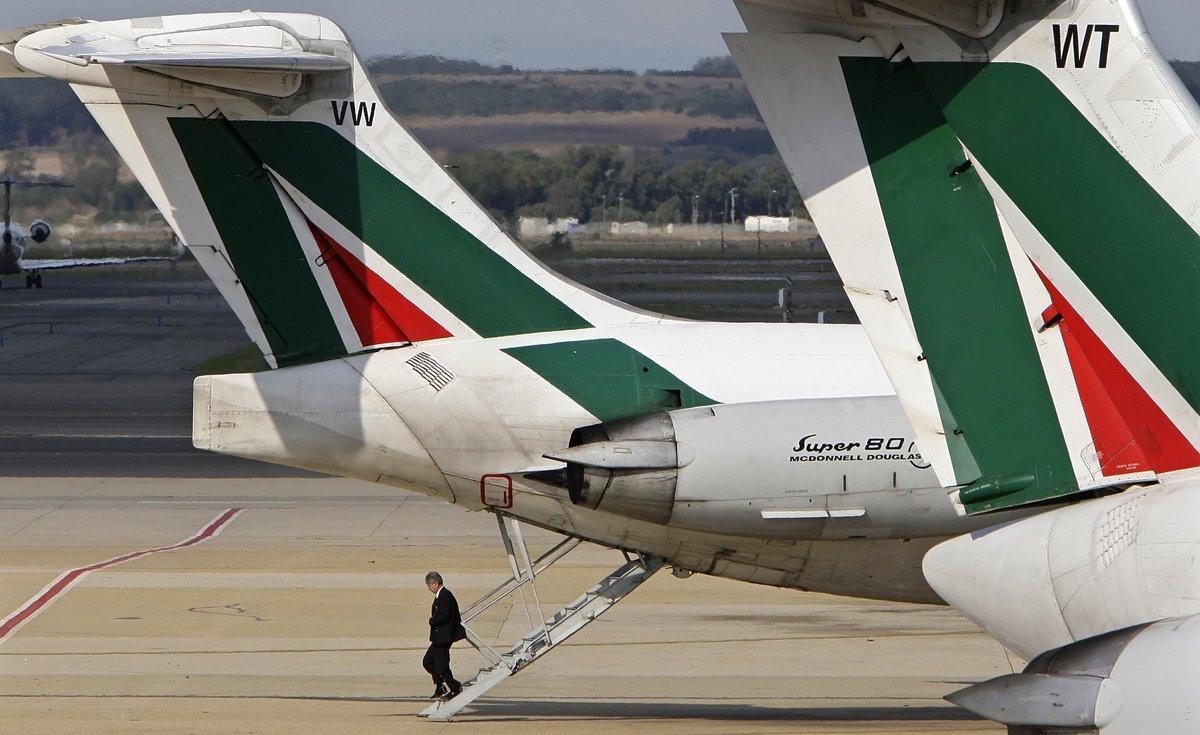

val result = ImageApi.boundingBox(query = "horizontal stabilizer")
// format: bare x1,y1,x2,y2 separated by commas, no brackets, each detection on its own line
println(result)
35,46,350,72
0,19,85,47
12,17,350,84
0,19,84,77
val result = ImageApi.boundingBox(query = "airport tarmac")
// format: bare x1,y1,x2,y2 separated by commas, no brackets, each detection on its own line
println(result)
0,265,309,476
0,263,1008,733
0,477,1010,734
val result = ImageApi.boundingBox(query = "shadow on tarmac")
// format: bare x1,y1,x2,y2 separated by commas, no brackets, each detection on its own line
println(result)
397,698,982,723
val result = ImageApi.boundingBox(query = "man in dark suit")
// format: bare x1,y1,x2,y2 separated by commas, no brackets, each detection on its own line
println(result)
422,571,464,699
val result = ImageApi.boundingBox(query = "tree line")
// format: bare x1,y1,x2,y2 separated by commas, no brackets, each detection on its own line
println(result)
375,73,758,120
2,141,805,228
1,146,153,223
366,53,738,78
451,144,806,225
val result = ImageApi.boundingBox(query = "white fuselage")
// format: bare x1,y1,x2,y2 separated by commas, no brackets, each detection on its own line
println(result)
195,320,1026,603
0,226,26,275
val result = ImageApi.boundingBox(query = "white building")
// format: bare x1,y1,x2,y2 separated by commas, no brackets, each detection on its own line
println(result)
744,215,802,233
551,217,581,234
610,221,650,235
517,216,550,239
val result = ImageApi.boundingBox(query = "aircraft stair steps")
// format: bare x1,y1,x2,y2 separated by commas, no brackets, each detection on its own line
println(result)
419,513,663,721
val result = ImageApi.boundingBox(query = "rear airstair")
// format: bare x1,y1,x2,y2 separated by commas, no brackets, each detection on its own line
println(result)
418,513,663,721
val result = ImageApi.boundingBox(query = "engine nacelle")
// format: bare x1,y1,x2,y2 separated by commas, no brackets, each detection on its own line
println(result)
551,412,680,525
923,482,1200,660
546,397,944,539
948,614,1200,733
28,219,50,243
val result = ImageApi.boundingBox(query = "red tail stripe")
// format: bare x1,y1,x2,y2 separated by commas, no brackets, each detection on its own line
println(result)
1034,266,1200,475
308,222,451,347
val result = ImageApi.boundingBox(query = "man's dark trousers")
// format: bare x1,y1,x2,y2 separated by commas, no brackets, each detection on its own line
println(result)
425,587,463,689
422,644,453,687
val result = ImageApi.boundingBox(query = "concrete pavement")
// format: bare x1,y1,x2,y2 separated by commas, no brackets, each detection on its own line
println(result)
0,477,1010,734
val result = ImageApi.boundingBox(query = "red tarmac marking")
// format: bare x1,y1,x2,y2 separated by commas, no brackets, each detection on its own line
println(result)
0,507,242,645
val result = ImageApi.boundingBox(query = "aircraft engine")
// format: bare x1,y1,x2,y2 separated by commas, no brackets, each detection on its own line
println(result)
548,412,680,525
923,482,1200,660
547,397,937,538
947,614,1200,733
28,219,50,243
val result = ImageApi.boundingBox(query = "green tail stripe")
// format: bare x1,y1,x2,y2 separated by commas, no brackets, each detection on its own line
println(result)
228,120,592,338
917,62,1200,416
931,375,980,483
503,338,717,422
840,57,1076,510
171,117,347,367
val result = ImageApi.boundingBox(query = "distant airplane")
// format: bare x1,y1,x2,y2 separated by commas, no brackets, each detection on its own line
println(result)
0,174,175,288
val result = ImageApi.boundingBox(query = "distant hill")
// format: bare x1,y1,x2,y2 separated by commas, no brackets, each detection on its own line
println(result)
0,55,763,160
366,53,737,78
7,56,1200,156
367,55,759,121
358,54,763,161
367,54,637,77
0,78,100,148
4,56,1200,232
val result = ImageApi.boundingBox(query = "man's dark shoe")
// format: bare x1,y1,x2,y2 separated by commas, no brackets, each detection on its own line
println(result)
429,684,447,699
446,682,463,699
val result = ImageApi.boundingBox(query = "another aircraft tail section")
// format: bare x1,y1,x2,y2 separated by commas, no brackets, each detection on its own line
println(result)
730,0,1200,513
9,13,642,368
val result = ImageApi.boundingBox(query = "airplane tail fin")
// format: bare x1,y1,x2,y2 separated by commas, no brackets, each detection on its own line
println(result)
730,0,1200,513
10,12,640,368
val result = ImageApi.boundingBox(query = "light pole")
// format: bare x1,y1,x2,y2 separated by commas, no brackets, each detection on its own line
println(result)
601,167,615,224
727,188,738,224
617,191,624,225
691,194,699,226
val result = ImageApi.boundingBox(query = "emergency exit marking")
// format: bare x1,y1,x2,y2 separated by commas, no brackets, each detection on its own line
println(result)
480,474,514,509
